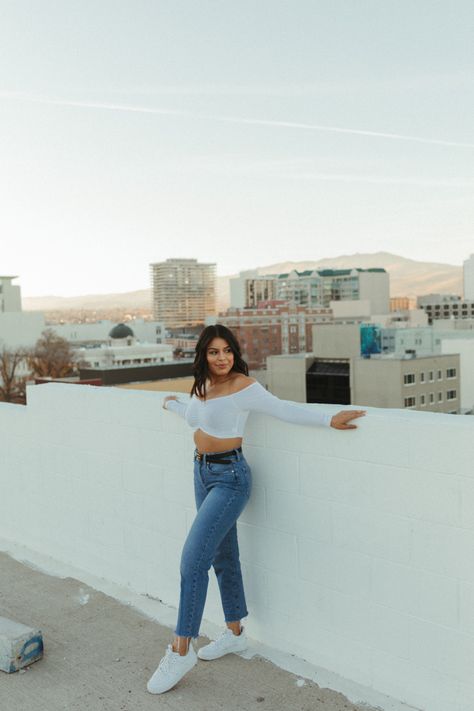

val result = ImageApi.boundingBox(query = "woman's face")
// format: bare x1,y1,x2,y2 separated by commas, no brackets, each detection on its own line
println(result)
206,337,235,379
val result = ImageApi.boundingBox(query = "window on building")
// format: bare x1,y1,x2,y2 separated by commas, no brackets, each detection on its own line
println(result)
429,371,434,382
403,373,415,385
446,368,456,378
438,392,443,402
420,372,425,383
447,390,457,400
420,394,426,406
429,392,435,404
404,397,416,408
437,370,442,380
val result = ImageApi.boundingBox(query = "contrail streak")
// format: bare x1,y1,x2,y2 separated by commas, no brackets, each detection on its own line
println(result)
208,115,474,149
2,91,474,149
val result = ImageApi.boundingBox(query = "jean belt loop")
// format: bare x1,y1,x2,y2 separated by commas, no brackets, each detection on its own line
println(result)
234,447,241,461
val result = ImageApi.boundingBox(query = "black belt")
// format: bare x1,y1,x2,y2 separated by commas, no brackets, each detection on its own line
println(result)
194,446,242,463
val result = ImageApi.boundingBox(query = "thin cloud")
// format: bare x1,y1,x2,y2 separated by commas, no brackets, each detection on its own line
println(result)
148,155,474,188
123,71,474,97
2,91,474,149
279,172,474,189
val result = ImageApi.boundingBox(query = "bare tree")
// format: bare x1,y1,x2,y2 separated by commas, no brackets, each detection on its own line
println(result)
0,347,29,404
28,329,79,379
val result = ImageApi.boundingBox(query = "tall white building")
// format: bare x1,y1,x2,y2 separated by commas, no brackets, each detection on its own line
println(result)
150,258,216,328
0,276,45,348
0,276,21,312
463,253,474,300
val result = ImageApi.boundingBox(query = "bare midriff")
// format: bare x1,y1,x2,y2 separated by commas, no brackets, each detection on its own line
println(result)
193,428,243,454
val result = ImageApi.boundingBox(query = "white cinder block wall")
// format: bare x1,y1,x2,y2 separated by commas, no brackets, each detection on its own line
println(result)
0,383,473,711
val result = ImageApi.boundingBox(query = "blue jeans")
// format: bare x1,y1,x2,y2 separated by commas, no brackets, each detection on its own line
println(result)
174,448,252,638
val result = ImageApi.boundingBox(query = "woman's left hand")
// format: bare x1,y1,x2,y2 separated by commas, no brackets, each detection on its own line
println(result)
330,410,366,430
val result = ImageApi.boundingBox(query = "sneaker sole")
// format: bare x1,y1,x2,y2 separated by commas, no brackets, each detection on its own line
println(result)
197,644,248,661
147,666,196,694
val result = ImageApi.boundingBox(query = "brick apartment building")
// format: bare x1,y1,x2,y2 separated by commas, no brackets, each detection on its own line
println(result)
218,301,332,369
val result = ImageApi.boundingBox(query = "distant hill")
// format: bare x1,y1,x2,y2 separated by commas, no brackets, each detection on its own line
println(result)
23,252,463,313
23,289,152,311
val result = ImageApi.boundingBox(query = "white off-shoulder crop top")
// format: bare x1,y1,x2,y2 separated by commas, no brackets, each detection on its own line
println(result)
164,380,332,438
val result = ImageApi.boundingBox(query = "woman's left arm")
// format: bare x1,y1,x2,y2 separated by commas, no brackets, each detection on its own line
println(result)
235,381,366,429
328,410,366,429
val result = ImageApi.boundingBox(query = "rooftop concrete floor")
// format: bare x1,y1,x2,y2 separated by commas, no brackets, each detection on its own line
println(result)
0,552,377,711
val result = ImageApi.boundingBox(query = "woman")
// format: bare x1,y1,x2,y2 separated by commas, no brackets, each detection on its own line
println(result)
147,324,366,694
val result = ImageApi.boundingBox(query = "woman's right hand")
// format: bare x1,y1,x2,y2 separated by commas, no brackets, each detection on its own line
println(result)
163,395,178,410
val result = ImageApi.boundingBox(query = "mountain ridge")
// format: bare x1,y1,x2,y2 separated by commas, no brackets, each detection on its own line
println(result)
22,252,463,312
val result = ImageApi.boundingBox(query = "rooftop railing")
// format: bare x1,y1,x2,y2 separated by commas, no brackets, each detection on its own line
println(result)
0,383,473,711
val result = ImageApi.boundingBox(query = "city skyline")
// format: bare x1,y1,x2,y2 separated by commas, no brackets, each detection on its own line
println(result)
1,1,473,297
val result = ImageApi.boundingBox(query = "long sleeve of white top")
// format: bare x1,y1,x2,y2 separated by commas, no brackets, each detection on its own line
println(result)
164,398,188,418
235,382,332,428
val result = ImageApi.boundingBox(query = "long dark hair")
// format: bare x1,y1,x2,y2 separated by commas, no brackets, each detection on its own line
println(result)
191,324,248,399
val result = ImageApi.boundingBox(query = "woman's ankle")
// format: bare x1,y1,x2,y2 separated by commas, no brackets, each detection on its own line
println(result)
172,637,191,655
226,621,242,636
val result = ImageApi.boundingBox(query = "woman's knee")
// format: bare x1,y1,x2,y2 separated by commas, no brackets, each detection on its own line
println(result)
180,544,211,579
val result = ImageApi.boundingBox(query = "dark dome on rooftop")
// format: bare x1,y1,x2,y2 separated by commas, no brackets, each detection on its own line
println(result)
109,323,134,339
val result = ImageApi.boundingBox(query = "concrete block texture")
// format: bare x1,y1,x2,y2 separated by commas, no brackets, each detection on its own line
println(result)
0,384,474,711
0,616,43,673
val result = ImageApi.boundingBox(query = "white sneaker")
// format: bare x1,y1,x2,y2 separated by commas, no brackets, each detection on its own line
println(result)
197,626,248,661
147,643,197,694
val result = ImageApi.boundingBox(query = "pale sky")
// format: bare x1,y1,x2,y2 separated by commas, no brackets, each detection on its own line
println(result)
0,0,473,297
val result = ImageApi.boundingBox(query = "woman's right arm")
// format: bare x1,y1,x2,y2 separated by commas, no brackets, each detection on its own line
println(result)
163,395,188,419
